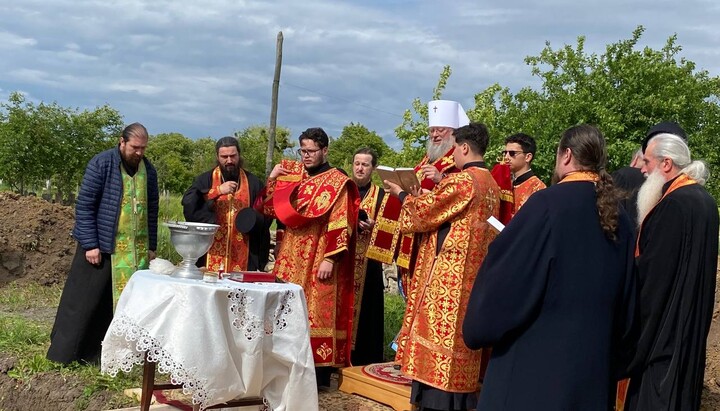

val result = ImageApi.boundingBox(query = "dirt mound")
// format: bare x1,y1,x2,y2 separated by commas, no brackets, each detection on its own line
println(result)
0,192,75,286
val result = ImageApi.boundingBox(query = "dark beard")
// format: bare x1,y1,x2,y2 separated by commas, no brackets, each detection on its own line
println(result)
221,166,239,182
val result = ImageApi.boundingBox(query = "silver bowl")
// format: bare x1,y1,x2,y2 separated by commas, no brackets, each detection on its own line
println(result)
164,221,220,280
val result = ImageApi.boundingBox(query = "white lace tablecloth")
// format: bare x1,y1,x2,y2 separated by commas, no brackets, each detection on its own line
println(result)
101,270,318,411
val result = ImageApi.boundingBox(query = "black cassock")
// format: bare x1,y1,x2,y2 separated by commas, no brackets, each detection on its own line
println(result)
612,166,645,228
181,169,271,272
351,183,386,366
463,181,637,411
625,180,719,411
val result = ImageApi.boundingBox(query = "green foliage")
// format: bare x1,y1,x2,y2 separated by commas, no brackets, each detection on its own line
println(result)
468,26,720,195
235,125,294,178
383,293,405,361
190,137,218,177
328,123,399,172
0,92,122,198
146,133,217,194
394,28,720,198
157,193,185,264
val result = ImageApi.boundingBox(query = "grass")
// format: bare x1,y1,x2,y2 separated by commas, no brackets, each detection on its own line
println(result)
383,293,406,361
0,282,142,409
0,282,62,312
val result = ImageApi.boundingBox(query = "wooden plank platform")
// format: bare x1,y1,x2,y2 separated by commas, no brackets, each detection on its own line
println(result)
338,365,411,411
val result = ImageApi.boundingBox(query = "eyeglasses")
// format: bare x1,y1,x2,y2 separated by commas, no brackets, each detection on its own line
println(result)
297,148,323,156
502,150,526,157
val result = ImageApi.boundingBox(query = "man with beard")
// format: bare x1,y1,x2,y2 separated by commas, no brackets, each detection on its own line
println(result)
182,136,270,272
463,124,636,410
612,122,688,230
367,99,468,276
624,132,719,411
262,127,360,386
385,122,500,411
349,147,387,365
48,123,159,365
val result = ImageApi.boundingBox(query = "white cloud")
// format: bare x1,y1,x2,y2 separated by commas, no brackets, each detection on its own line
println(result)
0,0,717,145
107,83,164,95
298,96,322,103
0,31,37,47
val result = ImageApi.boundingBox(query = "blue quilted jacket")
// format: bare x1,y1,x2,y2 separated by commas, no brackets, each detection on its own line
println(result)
72,147,159,254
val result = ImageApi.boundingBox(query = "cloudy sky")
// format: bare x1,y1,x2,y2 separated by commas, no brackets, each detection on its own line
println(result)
1,0,719,149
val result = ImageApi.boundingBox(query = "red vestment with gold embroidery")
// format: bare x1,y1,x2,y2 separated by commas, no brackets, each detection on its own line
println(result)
263,160,360,367
204,167,251,272
394,166,500,392
366,149,458,268
512,174,546,218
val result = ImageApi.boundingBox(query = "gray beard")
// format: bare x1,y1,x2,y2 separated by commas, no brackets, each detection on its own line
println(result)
427,138,454,162
636,170,665,227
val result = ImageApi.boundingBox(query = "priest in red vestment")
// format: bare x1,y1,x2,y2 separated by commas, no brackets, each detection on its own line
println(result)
350,147,387,366
367,99,468,273
503,133,546,218
385,122,500,411
182,136,270,272
262,127,360,384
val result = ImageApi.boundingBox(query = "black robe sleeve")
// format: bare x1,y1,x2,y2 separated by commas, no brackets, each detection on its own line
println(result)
181,172,216,224
462,192,553,348
244,171,272,271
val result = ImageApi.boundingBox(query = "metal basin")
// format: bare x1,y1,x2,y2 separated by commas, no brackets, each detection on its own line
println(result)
164,221,219,280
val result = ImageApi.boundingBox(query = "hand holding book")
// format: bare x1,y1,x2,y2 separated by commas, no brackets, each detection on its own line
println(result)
375,166,421,193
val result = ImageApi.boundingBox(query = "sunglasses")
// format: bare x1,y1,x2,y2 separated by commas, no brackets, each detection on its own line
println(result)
502,150,526,157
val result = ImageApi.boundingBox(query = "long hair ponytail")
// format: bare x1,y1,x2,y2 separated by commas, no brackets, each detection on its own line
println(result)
559,125,622,241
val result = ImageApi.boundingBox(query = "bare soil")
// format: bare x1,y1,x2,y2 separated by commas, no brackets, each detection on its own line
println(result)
0,192,718,410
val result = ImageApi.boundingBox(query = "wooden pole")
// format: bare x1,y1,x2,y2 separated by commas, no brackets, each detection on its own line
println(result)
266,31,283,179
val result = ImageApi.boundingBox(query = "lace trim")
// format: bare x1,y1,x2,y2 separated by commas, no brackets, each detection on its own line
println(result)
228,290,296,339
101,314,214,409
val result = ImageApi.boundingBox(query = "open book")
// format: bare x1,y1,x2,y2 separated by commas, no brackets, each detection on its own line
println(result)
375,166,421,193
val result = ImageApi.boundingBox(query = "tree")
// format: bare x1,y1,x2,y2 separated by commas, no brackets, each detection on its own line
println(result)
472,26,720,194
328,123,398,172
0,92,122,198
397,27,720,197
234,125,294,178
146,133,198,194
190,137,218,177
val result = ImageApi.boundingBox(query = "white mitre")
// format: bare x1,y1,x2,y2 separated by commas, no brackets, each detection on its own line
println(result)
428,100,470,128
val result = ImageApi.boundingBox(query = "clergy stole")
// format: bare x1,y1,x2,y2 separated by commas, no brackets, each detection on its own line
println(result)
513,174,546,216
111,161,150,308
615,173,698,410
351,184,385,348
266,160,360,367
204,167,251,272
